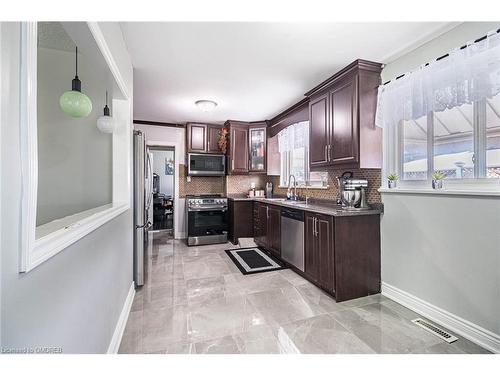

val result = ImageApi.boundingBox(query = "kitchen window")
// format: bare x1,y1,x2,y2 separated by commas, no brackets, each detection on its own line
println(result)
398,97,500,182
377,29,500,193
278,121,328,187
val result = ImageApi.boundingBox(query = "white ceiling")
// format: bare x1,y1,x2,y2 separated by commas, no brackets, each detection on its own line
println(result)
121,22,459,124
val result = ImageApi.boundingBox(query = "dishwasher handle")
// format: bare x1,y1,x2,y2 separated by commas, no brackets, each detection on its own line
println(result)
281,208,304,222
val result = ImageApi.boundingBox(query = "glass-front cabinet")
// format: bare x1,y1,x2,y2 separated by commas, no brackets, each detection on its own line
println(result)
249,125,267,173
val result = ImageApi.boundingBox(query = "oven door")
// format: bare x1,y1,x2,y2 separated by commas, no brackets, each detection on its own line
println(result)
187,208,229,237
188,153,226,176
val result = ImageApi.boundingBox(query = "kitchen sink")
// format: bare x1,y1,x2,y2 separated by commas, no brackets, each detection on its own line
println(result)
265,198,287,201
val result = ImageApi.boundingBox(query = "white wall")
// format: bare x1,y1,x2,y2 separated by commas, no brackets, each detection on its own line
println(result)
380,22,500,352
134,124,186,239
37,45,113,226
0,22,134,353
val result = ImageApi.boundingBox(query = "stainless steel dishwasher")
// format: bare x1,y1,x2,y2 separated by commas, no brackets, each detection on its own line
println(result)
280,208,304,271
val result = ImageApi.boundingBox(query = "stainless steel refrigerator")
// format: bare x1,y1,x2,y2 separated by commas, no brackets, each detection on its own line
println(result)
133,130,152,287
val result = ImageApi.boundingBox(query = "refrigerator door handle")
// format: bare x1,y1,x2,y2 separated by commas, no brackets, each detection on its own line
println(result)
136,221,152,229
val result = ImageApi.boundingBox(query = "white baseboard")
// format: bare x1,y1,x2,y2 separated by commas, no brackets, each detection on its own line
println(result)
107,281,135,354
382,282,500,353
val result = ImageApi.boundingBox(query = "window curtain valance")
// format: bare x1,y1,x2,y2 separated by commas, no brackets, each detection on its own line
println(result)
277,121,309,152
375,29,500,129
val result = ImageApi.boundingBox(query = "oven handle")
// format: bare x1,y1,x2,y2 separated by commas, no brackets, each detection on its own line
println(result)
188,207,227,212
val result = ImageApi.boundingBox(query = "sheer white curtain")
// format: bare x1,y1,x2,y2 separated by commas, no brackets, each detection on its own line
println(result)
277,121,309,152
376,30,500,129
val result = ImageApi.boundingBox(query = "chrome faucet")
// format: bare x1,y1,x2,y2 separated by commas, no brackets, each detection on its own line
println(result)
287,175,298,200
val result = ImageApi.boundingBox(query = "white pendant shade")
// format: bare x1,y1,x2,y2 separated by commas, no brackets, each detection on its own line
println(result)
97,115,116,133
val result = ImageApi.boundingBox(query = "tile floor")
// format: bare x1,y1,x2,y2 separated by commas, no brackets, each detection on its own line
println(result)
118,232,490,354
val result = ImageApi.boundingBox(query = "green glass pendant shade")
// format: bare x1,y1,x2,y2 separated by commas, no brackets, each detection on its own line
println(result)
59,89,92,118
59,46,92,118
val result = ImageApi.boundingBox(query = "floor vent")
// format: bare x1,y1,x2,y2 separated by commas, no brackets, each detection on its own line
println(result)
412,318,458,343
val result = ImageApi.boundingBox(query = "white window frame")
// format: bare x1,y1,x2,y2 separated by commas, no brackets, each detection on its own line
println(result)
279,138,327,189
19,22,131,273
382,99,500,195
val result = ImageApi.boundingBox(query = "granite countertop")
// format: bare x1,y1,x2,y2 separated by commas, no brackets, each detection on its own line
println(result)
227,195,383,217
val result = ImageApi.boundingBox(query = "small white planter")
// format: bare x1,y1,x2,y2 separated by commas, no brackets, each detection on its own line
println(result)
432,179,443,189
388,180,398,189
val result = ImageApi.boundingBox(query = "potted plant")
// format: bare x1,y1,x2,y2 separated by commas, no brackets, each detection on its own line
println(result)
431,171,446,189
387,173,399,188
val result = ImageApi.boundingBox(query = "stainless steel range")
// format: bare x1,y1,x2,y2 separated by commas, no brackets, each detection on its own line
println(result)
186,195,228,246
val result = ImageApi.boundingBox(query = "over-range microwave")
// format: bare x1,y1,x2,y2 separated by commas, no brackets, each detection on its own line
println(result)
187,153,226,176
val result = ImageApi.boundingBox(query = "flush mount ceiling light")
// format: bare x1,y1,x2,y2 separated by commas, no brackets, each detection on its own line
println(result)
195,99,218,112
97,91,116,133
59,47,92,118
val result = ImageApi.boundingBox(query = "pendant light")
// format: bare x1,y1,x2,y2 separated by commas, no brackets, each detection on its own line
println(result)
59,47,92,118
96,91,116,133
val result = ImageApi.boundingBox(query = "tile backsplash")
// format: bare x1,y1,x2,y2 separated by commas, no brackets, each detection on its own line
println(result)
269,167,381,203
179,165,225,197
178,163,381,203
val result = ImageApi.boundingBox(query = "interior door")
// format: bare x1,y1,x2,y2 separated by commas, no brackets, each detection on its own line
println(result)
146,150,154,229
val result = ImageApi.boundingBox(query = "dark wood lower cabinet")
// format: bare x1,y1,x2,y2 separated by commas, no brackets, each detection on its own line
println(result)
305,213,334,292
245,201,380,303
304,211,380,302
267,206,281,257
334,215,381,302
228,200,254,245
252,202,280,257
254,203,268,247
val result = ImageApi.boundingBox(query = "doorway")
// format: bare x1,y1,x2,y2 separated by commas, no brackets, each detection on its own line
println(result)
147,146,175,234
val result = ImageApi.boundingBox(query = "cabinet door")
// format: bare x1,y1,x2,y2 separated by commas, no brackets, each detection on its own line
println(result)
267,206,281,256
249,126,266,173
317,214,334,293
330,76,358,164
309,93,330,168
304,213,319,282
255,203,268,247
207,125,223,154
230,126,249,174
187,123,207,153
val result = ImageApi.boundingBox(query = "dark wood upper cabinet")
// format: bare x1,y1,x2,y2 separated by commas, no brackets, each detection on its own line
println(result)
309,94,330,168
207,125,223,153
186,123,207,153
186,123,223,154
230,125,249,174
248,123,267,173
306,59,382,169
225,120,267,175
330,76,358,164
